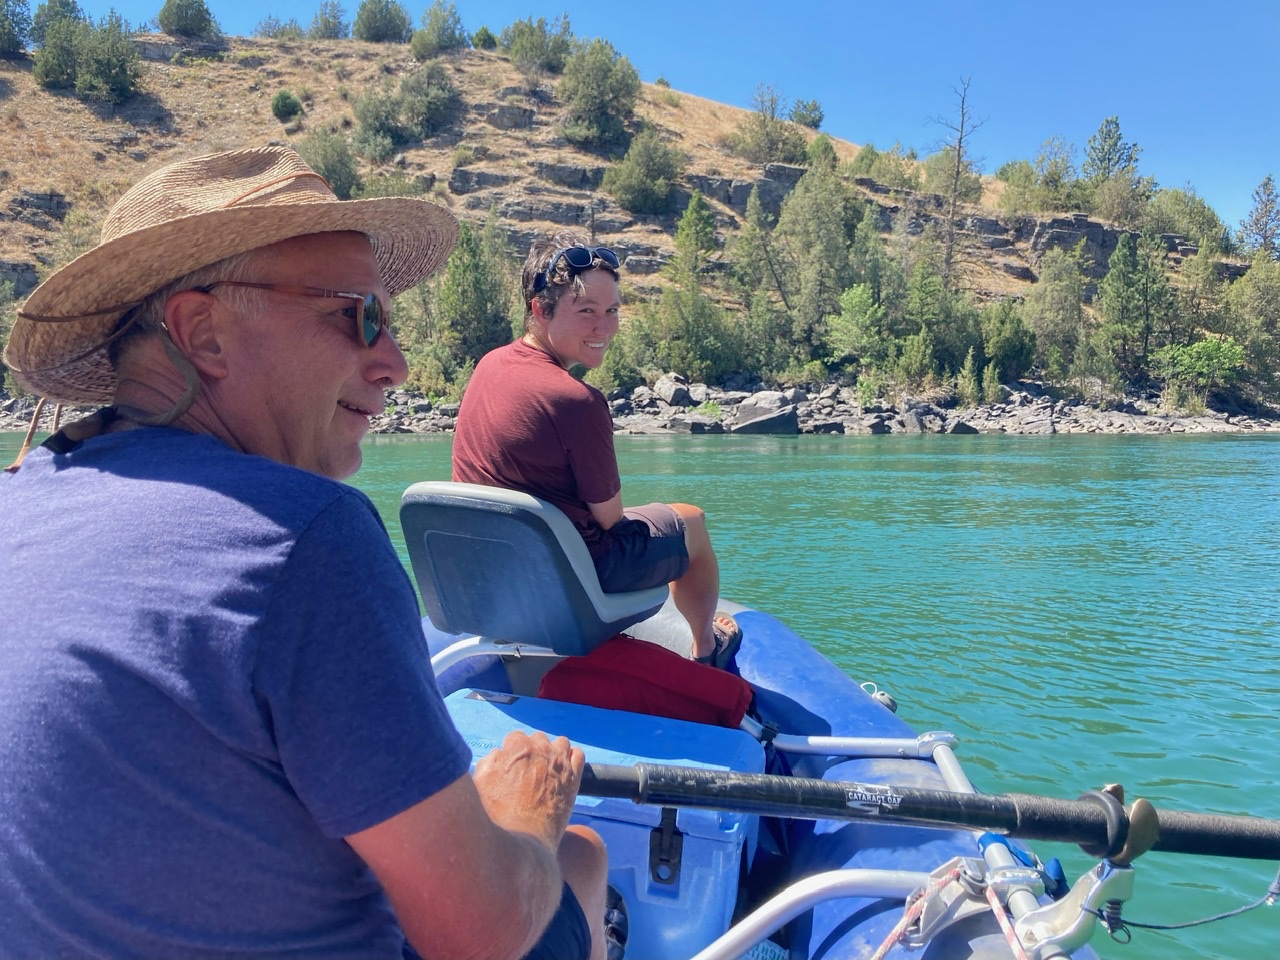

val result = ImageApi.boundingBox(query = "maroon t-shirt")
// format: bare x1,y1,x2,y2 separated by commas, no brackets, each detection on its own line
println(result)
452,338,622,558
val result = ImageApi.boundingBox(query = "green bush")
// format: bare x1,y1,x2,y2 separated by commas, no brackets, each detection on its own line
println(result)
500,14,572,75
32,0,84,47
33,16,84,88
254,15,303,39
723,83,806,165
471,24,495,49
271,89,303,122
352,0,410,43
411,0,468,59
601,126,684,214
789,98,823,129
1,0,32,54
354,170,424,198
398,61,456,137
558,38,639,149
296,128,360,199
74,11,142,104
157,0,217,39
308,0,348,39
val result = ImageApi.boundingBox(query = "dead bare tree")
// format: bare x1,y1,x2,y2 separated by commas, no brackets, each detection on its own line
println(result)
932,76,986,288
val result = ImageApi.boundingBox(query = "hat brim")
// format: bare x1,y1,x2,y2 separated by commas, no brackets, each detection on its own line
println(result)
5,196,459,405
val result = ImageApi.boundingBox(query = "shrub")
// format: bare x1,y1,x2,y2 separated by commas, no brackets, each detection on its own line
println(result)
807,133,837,171
411,0,468,59
355,170,424,198
271,89,303,122
254,15,303,39
74,11,142,104
921,147,982,202
33,16,84,88
34,0,88,48
398,61,456,137
601,126,684,214
352,0,410,43
723,83,806,165
558,38,639,148
789,97,823,129
296,128,360,199
157,0,217,39
1,0,33,54
471,24,495,49
500,14,572,75
653,75,669,88
308,0,348,39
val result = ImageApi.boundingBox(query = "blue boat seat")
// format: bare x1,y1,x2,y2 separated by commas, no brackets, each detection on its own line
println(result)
399,481,669,657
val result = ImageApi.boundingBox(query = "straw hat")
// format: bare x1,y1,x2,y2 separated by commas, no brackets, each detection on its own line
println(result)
3,145,459,405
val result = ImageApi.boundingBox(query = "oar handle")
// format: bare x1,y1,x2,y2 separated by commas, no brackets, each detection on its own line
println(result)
580,763,1280,862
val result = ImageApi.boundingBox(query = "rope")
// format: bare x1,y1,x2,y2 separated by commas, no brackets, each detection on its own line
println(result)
4,397,47,472
868,866,963,960
1089,862,1280,936
984,883,1032,960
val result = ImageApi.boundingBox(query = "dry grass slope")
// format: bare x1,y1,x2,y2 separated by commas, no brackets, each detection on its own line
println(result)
1,34,1034,303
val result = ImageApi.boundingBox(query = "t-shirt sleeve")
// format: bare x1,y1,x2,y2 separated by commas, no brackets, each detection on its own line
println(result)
253,491,472,838
563,387,621,505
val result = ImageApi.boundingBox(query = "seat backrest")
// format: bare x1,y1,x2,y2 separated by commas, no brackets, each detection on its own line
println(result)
399,481,669,657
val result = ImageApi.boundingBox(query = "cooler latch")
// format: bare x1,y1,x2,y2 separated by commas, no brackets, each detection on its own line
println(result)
648,806,684,885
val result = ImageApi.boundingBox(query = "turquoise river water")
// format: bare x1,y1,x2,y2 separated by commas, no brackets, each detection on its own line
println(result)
4,429,1277,958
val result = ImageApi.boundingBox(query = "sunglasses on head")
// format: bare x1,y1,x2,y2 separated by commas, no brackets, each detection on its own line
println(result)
532,246,621,293
197,281,389,348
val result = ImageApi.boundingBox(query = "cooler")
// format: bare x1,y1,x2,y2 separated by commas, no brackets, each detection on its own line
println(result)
444,688,766,960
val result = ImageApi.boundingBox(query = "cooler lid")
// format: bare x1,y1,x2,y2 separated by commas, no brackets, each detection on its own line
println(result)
445,689,765,840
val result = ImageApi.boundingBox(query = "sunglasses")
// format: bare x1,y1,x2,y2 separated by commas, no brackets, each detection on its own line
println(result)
197,281,389,348
532,246,621,293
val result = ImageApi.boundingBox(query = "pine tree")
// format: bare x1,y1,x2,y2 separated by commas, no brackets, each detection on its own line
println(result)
956,346,980,406
1239,174,1279,260
1097,234,1142,375
0,0,32,53
433,219,514,365
671,190,716,276
31,0,83,47
1083,116,1139,183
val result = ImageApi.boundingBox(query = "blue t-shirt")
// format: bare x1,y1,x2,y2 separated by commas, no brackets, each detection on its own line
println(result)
0,428,472,958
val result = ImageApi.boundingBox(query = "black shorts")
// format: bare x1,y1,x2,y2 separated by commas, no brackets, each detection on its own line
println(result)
522,882,591,960
593,503,691,593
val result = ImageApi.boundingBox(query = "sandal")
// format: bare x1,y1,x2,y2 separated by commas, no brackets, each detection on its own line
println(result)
604,884,628,960
694,612,742,670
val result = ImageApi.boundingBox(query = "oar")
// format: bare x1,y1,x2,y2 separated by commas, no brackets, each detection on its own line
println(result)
581,762,1280,862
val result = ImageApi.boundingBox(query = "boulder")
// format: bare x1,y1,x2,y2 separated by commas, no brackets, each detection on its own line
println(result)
730,406,799,435
448,167,518,195
653,373,691,407
733,390,790,423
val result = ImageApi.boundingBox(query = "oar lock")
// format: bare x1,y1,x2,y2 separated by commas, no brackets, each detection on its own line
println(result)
1076,783,1160,865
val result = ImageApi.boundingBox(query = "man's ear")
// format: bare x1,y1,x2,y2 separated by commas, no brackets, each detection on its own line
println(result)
163,289,229,380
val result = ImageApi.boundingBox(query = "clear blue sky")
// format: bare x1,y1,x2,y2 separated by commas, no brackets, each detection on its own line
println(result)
83,0,1278,231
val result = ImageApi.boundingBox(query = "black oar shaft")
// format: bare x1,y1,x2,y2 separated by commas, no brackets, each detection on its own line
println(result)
580,763,1280,862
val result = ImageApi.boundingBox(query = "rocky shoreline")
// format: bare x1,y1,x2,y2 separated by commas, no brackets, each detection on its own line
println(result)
3,376,1277,439
364,374,1279,438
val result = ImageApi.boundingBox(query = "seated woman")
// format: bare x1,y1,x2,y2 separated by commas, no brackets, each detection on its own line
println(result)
451,231,741,668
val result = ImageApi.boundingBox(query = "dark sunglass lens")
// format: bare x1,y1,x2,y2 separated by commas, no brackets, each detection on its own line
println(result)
595,247,620,268
561,247,595,269
360,295,383,346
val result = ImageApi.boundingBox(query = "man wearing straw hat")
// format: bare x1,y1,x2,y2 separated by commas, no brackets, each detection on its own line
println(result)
0,147,611,960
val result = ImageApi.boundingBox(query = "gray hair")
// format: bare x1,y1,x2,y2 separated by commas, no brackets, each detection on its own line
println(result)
107,250,265,425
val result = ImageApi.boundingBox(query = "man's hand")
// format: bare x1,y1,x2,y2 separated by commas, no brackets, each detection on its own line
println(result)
473,731,584,851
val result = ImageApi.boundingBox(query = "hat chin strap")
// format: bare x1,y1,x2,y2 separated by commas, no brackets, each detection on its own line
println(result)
5,337,203,472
